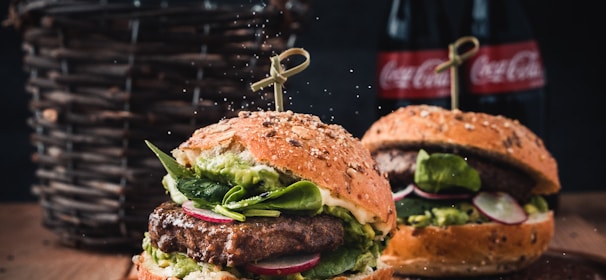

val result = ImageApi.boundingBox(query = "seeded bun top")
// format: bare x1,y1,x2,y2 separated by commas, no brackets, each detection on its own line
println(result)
175,110,396,237
361,105,560,195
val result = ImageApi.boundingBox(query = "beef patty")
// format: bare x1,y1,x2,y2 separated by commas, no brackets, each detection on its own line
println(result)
148,202,344,267
372,148,534,202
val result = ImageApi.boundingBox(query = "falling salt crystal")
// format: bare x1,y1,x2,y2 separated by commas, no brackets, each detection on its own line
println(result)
367,85,372,89
167,131,172,135
182,89,187,93
349,69,354,73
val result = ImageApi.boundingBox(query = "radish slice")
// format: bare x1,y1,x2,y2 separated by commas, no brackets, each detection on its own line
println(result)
413,185,472,200
245,253,321,276
472,192,528,225
392,184,414,201
182,201,234,223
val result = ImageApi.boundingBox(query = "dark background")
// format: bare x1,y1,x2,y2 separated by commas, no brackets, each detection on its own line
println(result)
1,0,603,201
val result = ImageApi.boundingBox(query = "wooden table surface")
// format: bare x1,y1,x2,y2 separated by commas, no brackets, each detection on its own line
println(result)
1,191,605,280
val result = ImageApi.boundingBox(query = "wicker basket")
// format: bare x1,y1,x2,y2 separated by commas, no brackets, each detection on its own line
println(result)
8,0,307,250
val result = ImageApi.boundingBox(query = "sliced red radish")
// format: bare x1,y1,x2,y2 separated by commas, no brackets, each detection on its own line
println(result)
472,192,528,225
413,184,472,200
182,200,234,223
392,184,414,201
245,253,321,276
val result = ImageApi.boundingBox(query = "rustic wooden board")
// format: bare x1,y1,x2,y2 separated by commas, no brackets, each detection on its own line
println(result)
0,203,133,280
550,214,606,260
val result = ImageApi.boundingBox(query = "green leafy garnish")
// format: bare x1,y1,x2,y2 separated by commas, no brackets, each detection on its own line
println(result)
176,177,231,205
145,140,323,222
225,180,322,215
414,149,481,193
222,185,246,205
145,140,193,179
303,247,362,278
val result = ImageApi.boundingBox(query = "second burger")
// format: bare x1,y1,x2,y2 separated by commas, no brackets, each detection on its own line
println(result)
361,105,560,277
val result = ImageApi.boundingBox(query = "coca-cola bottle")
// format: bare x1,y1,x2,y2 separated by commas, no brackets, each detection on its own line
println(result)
376,0,453,117
461,0,557,211
461,0,548,141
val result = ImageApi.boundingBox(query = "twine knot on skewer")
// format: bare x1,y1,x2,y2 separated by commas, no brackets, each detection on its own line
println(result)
251,48,310,112
269,56,288,85
435,36,480,110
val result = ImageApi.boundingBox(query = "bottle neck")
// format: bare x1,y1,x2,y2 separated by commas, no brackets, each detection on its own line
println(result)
469,0,536,44
379,0,453,51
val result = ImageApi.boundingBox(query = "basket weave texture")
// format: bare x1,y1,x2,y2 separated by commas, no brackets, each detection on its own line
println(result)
9,0,306,249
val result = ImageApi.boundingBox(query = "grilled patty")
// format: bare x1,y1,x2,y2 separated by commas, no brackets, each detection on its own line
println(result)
373,148,534,202
148,202,344,267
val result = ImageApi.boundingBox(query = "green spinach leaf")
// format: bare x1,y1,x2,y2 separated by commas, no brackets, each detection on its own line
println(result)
145,140,193,179
414,149,481,193
225,180,322,214
176,177,231,204
302,247,362,278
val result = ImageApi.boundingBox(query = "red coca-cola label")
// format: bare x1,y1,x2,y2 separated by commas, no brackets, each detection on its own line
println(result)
377,49,450,99
465,40,545,95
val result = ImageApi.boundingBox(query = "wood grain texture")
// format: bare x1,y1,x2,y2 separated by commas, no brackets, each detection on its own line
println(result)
549,191,606,261
0,203,133,280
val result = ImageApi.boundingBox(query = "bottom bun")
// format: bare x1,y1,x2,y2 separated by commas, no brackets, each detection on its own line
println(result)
132,251,237,280
133,251,394,280
382,212,554,277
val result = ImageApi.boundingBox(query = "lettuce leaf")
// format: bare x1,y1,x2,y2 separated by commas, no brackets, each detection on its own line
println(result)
414,149,481,193
224,180,322,215
145,140,193,179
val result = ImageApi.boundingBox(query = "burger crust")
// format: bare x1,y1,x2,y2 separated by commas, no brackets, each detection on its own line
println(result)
133,251,394,280
361,105,560,195
382,212,554,277
174,110,396,235
133,252,237,280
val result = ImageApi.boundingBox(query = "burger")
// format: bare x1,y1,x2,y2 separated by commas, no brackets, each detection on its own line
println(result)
132,110,396,280
360,105,560,277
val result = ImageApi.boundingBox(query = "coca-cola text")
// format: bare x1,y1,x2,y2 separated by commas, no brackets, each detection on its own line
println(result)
466,40,545,94
377,50,450,99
